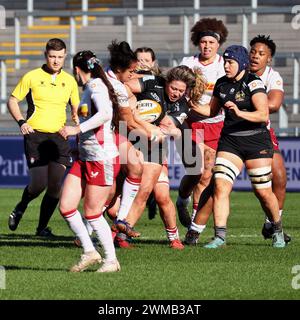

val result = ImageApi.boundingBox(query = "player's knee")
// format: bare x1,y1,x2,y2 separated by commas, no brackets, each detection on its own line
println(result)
155,192,170,205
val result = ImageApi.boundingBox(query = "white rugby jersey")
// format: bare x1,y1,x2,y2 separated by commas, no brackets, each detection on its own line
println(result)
180,54,225,123
260,66,284,93
259,66,284,129
78,77,119,161
105,68,130,108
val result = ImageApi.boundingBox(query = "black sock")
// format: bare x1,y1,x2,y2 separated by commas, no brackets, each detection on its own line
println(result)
15,186,39,213
36,193,59,232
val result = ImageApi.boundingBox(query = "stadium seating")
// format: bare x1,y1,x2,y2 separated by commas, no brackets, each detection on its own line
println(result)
0,0,299,134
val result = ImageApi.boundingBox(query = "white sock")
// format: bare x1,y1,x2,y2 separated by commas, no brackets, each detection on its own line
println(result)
177,195,191,206
82,217,93,236
190,222,206,234
87,215,117,262
63,210,95,253
191,203,198,221
279,209,283,217
165,226,179,241
191,210,197,222
117,176,141,220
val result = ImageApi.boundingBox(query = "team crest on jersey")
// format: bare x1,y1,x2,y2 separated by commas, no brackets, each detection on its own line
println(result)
39,81,46,87
235,91,245,102
62,82,65,87
230,88,235,94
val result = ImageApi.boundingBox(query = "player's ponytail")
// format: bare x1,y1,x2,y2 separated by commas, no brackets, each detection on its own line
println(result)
73,50,120,130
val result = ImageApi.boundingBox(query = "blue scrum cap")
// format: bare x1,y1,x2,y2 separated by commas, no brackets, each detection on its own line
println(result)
223,45,249,73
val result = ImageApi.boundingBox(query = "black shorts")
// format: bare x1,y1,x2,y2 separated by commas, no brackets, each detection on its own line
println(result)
24,131,73,168
217,131,274,161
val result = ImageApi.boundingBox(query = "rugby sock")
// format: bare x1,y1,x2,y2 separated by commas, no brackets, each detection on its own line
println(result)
82,217,93,236
191,203,198,222
15,186,39,212
190,222,206,234
117,176,141,220
61,209,95,253
215,226,227,241
37,193,59,232
87,215,117,262
177,195,191,207
264,210,282,228
272,219,283,233
165,226,179,241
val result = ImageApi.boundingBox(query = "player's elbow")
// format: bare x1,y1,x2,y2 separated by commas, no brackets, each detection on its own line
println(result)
260,111,269,123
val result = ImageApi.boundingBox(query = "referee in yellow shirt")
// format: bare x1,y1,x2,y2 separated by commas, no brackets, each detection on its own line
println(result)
7,38,80,237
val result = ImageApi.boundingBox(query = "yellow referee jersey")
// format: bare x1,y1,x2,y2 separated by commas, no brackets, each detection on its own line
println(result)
12,65,80,133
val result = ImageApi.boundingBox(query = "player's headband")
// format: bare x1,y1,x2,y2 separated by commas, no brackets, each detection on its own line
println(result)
198,30,221,42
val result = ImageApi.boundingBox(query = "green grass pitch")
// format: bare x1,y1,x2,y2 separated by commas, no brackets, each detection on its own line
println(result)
0,189,299,300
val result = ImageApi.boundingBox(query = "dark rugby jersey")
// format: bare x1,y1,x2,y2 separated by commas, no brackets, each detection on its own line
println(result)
137,75,166,126
213,71,267,135
165,95,189,127
138,75,189,127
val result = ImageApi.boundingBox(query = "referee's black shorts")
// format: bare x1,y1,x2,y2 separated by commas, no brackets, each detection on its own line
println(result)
24,131,73,168
217,130,274,161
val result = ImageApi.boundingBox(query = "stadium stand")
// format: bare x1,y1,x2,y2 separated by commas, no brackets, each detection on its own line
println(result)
0,0,299,134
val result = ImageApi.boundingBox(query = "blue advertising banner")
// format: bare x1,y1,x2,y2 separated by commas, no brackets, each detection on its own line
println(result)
0,136,28,188
0,136,300,191
168,138,300,192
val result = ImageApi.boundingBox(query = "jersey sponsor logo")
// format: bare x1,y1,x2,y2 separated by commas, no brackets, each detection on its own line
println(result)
248,79,265,92
206,83,215,91
150,92,160,102
142,75,155,81
235,91,245,102
117,95,129,106
91,171,99,178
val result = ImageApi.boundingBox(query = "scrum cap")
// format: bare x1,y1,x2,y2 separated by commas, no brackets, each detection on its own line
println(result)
223,45,249,73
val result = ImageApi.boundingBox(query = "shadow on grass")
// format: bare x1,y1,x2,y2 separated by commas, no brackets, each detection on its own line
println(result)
130,238,169,245
0,233,77,248
3,265,70,272
3,265,102,272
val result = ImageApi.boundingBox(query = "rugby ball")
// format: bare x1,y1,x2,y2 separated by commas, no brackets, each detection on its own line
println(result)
137,99,162,123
